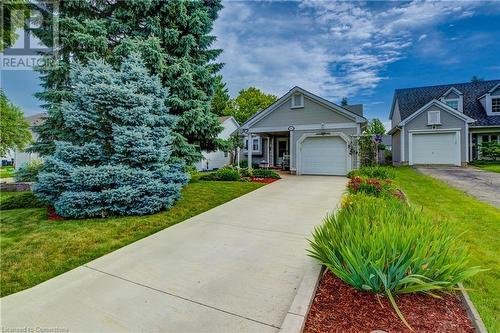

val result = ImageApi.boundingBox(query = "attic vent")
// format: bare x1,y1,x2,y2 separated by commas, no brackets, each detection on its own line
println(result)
291,93,304,108
427,111,441,125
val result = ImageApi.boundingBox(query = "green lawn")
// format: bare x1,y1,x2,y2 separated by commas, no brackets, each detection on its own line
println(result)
0,181,263,297
0,166,15,178
393,167,500,332
470,161,500,173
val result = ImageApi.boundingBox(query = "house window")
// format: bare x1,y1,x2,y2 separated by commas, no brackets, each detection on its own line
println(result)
427,111,441,125
445,99,459,110
244,137,261,153
291,93,304,108
224,151,228,158
482,135,489,143
492,97,500,113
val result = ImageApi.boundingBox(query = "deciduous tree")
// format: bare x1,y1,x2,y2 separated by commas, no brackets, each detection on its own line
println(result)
225,87,277,124
0,90,32,156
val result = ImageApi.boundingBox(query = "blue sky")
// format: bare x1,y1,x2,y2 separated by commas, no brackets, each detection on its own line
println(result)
2,0,500,128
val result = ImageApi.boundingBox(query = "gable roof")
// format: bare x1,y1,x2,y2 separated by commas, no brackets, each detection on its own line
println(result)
240,86,366,129
391,79,500,127
399,99,475,126
25,113,46,127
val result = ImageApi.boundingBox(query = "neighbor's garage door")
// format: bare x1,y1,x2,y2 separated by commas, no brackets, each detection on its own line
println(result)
411,132,459,166
300,136,347,175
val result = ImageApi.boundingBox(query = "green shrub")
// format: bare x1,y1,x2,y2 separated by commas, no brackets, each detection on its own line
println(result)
239,167,253,177
309,194,482,328
347,166,395,180
479,141,500,160
15,160,44,182
233,160,259,169
0,192,46,210
252,169,281,179
199,168,240,181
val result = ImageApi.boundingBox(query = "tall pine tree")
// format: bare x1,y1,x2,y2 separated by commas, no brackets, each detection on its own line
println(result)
211,75,231,116
31,0,223,164
34,54,188,218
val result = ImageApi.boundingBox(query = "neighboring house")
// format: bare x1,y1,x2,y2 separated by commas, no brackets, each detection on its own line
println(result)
14,113,45,169
195,116,239,171
238,86,367,176
388,80,500,166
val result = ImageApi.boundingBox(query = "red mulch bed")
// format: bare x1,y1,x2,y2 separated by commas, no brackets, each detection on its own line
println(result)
47,206,64,221
304,271,475,333
250,177,280,184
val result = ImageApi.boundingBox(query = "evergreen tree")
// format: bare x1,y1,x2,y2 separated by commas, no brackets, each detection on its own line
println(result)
341,97,348,106
211,75,231,116
31,0,223,163
34,54,188,218
365,118,386,135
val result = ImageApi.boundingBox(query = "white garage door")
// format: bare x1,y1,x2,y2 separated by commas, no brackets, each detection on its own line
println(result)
411,132,459,165
300,136,347,175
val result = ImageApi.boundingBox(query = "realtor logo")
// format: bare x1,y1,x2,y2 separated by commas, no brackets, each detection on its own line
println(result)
1,0,59,70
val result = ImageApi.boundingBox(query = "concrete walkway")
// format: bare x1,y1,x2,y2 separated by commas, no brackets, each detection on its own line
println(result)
416,166,500,208
1,175,346,333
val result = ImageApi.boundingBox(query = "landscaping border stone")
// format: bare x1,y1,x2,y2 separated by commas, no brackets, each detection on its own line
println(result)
279,262,323,333
458,283,488,333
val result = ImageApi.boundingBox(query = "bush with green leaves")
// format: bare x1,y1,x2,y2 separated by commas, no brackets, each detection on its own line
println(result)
234,160,259,169
15,160,43,182
252,169,281,179
199,168,240,181
480,141,500,160
347,166,395,180
309,194,482,328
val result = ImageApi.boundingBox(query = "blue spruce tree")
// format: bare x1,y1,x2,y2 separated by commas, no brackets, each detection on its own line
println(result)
34,54,189,218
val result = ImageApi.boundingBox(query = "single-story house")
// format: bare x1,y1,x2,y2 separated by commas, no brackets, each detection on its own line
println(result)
238,86,367,176
13,113,45,169
388,80,500,166
195,116,239,171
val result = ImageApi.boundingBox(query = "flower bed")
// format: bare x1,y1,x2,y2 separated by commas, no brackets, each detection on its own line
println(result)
249,177,279,184
305,271,474,333
305,166,482,331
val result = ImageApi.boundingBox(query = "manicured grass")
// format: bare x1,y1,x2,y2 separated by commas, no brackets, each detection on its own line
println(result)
470,161,500,173
0,166,15,178
393,167,500,332
0,181,263,297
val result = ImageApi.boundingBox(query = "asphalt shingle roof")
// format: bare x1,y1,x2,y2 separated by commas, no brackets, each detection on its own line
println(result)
395,79,500,127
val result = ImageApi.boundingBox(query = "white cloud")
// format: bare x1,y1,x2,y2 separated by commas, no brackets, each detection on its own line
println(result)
214,0,488,100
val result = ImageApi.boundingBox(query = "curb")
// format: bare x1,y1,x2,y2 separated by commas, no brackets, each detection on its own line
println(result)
458,283,488,333
279,262,323,333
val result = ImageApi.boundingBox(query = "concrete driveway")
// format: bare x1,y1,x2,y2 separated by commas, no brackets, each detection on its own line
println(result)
1,175,346,333
416,166,500,208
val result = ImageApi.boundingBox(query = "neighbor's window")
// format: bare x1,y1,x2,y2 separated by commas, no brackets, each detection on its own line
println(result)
492,97,500,113
224,151,228,157
291,93,304,108
427,111,441,125
445,99,459,110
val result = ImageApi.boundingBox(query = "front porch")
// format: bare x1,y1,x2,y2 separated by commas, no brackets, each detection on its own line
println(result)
241,131,292,170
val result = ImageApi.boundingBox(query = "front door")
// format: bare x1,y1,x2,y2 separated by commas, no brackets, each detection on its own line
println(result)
276,137,289,165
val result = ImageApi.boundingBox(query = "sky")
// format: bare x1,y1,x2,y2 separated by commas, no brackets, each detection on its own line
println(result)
2,0,500,129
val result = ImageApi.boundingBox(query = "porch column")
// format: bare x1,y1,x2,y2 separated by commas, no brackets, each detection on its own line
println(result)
270,137,274,167
247,133,253,170
266,136,270,168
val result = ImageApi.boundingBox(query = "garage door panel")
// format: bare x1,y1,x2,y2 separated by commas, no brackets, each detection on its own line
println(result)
300,136,347,175
411,132,459,165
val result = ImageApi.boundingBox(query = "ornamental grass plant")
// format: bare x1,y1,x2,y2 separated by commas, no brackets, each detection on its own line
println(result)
309,193,482,329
